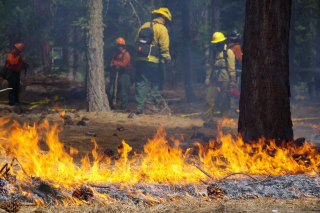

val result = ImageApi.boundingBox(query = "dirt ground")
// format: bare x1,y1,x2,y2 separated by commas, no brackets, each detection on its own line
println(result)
16,197,320,212
0,82,320,212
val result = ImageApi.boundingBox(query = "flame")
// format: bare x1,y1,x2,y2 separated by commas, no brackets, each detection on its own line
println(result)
54,103,59,111
222,118,237,125
60,110,66,118
0,116,320,203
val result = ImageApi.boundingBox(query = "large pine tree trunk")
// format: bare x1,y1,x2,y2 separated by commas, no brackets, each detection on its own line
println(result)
181,0,196,102
238,0,293,143
67,27,75,81
86,0,110,112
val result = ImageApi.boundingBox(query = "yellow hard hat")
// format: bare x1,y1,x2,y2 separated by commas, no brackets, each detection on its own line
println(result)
211,32,226,43
152,8,172,21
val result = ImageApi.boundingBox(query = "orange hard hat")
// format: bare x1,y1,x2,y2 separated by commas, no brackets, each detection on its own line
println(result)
115,37,126,45
14,43,25,51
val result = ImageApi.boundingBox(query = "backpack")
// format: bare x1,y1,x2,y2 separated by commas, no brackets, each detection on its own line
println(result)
228,43,242,70
0,61,8,80
211,47,231,79
134,22,160,57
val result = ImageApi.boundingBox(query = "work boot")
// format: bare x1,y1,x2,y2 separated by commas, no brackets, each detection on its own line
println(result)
136,109,143,115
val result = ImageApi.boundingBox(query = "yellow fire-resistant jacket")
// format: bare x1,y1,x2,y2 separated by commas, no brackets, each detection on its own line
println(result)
135,19,171,63
206,44,236,81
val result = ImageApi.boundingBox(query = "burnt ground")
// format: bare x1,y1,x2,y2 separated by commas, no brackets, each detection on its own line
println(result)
0,82,320,212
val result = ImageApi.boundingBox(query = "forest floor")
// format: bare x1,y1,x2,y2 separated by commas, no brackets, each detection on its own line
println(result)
0,82,319,212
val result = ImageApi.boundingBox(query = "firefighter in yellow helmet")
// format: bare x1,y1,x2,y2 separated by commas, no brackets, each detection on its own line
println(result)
205,32,236,120
134,8,172,114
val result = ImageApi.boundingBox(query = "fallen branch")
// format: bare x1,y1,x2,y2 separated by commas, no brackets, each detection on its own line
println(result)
159,95,172,116
0,158,15,178
199,179,208,185
219,172,258,182
88,184,111,189
246,173,272,186
13,157,30,179
195,164,214,179
20,202,36,206
0,163,8,174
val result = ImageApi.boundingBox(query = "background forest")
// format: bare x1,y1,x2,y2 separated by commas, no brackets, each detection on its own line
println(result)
0,0,319,98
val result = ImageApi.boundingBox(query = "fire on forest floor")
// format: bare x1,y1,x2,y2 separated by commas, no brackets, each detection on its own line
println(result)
0,115,319,213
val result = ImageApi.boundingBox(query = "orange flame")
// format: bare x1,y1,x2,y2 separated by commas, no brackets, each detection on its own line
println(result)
0,116,319,203
222,118,237,125
54,103,59,111
60,110,66,118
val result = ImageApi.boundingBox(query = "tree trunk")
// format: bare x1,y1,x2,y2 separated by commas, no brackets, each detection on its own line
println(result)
86,0,110,112
211,0,220,33
238,0,293,143
181,0,196,102
67,27,75,81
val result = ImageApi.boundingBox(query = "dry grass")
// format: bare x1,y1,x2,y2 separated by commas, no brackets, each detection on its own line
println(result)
16,197,320,213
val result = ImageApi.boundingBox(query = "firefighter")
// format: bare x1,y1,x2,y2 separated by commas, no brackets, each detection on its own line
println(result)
109,37,132,110
228,29,243,116
5,43,27,106
205,32,236,120
134,8,172,114
228,29,243,91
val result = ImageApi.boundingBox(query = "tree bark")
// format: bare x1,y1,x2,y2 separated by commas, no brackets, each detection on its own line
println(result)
211,0,220,33
86,0,110,112
181,0,196,102
238,0,293,143
67,27,75,81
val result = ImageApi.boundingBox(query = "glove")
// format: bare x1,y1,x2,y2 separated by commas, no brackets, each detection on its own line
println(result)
230,81,236,88
164,56,171,63
205,78,210,85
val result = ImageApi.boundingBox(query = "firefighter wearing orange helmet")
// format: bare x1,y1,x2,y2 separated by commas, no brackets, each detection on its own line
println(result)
5,43,28,106
108,37,132,110
205,32,236,120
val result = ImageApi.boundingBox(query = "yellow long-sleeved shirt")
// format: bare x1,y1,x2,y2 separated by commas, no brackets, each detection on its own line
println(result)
206,44,236,81
135,19,170,63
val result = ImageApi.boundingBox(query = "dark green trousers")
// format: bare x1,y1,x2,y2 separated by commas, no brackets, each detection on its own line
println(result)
7,70,21,105
135,61,164,111
108,71,131,110
206,81,231,118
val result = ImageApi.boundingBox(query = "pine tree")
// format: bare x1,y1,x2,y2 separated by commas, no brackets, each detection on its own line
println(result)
86,0,110,112
238,0,293,143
